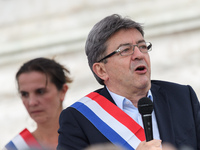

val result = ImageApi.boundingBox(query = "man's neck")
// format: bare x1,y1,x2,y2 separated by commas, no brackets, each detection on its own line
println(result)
106,86,150,108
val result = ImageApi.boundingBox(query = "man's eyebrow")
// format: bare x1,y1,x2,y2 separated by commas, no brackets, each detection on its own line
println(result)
117,43,132,49
117,40,146,49
137,40,146,44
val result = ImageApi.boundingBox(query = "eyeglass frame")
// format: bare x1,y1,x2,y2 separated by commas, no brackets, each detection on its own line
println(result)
97,42,152,62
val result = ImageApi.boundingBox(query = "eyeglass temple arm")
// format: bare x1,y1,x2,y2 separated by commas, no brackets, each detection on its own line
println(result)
97,51,118,62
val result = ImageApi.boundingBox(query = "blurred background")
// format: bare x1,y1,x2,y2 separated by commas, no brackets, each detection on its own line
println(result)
0,0,200,148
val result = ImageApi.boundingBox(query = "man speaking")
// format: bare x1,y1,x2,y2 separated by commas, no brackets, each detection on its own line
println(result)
57,14,200,150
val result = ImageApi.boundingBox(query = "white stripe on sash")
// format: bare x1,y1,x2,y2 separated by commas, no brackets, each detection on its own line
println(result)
12,134,29,150
78,96,141,149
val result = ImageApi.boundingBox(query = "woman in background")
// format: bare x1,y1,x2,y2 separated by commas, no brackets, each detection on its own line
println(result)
4,57,72,150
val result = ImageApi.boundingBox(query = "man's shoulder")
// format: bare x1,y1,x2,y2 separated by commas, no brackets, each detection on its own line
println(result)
151,80,187,88
151,80,189,93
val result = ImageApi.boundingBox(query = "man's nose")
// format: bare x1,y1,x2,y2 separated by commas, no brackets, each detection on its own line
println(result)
131,46,144,59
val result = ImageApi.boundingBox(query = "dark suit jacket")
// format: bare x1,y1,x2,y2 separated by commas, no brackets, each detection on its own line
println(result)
57,80,200,150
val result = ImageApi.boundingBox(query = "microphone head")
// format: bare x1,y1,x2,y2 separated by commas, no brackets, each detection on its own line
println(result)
138,97,153,115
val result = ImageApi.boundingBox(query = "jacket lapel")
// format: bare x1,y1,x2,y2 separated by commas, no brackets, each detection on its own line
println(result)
151,83,175,145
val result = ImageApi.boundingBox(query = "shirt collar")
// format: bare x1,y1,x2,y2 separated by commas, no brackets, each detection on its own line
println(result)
106,86,153,110
106,87,124,110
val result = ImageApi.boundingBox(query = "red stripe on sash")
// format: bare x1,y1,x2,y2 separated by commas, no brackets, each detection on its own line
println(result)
86,92,145,141
20,129,41,148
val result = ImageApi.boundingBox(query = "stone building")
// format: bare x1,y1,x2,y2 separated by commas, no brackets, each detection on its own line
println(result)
0,0,200,148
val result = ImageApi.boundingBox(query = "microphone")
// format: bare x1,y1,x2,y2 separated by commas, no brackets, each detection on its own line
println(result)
138,97,153,142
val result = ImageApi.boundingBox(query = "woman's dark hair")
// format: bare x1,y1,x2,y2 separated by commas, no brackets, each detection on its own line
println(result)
16,57,72,91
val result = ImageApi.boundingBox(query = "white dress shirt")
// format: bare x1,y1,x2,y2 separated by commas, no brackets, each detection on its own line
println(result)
107,87,161,140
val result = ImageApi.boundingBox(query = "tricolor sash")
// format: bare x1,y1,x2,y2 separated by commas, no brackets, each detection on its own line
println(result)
71,92,145,150
3,128,42,150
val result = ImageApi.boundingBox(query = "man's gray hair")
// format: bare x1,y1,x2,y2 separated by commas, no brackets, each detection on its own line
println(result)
85,14,144,85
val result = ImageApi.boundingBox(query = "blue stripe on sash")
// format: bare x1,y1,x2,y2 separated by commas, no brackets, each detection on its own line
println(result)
5,141,18,150
71,102,135,150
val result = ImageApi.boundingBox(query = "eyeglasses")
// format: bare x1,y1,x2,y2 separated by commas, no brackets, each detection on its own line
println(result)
97,42,152,62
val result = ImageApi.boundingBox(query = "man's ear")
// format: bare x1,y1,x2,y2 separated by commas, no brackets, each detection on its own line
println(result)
93,62,108,81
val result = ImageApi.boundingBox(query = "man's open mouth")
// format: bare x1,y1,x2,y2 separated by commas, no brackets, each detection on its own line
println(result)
135,66,146,71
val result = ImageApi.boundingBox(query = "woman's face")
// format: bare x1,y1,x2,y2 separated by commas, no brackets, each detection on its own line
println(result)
17,71,67,124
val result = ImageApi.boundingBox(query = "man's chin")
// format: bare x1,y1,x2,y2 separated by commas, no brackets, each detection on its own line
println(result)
138,79,151,90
